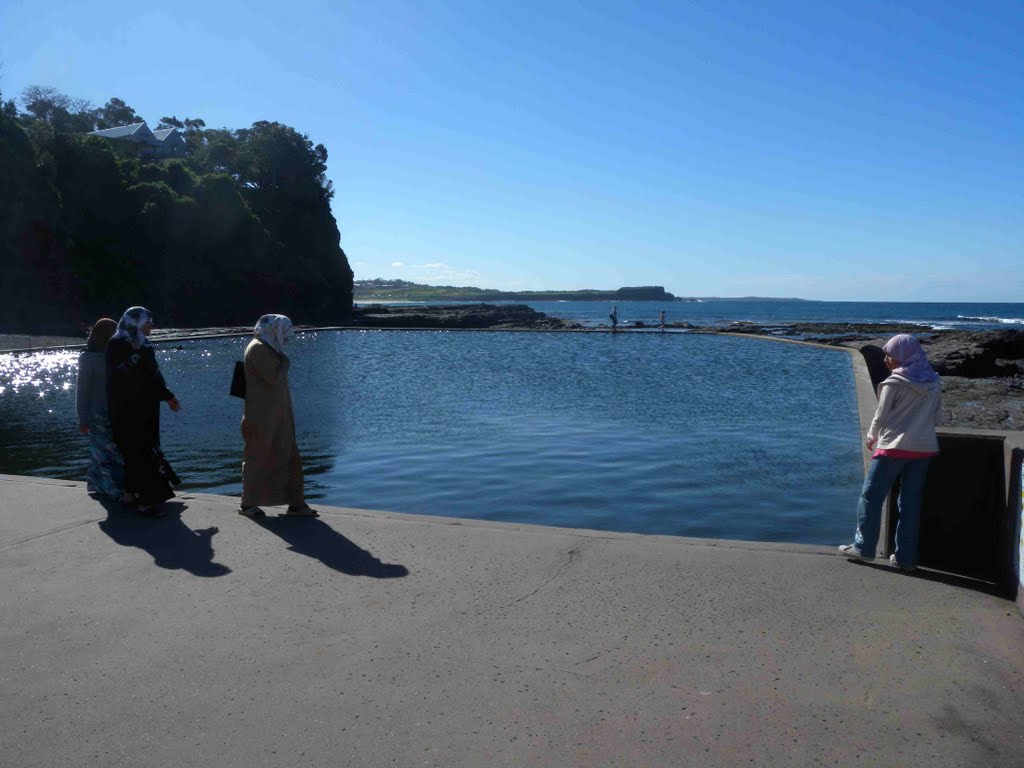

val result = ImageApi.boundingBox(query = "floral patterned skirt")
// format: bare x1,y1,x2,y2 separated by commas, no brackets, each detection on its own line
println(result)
87,416,125,499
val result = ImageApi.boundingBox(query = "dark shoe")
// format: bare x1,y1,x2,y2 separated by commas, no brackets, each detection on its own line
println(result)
286,504,319,518
238,506,265,518
137,504,166,518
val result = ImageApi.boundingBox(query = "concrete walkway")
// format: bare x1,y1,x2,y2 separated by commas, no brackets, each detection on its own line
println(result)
2,474,1022,767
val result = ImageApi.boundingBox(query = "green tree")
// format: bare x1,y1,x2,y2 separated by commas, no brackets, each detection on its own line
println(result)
231,121,351,318
94,97,142,130
19,85,95,133
157,115,205,155
193,127,238,174
0,103,72,330
181,117,206,155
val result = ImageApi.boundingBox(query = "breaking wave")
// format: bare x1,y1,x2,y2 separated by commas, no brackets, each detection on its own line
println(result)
956,315,1024,325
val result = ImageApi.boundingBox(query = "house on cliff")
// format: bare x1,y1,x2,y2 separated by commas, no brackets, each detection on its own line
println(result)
88,121,186,158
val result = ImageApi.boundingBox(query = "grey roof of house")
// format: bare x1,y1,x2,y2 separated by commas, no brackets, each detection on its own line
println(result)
152,128,180,141
88,122,148,139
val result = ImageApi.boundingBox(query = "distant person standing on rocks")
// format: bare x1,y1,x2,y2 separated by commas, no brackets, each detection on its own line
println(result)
239,314,318,518
609,304,618,331
76,318,124,499
107,307,182,516
839,334,942,571
659,309,666,332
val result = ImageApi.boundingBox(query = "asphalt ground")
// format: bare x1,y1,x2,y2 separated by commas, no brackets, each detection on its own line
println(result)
2,474,1023,767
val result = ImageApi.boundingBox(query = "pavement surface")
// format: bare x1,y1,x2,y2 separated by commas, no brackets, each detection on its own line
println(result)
2,474,1023,768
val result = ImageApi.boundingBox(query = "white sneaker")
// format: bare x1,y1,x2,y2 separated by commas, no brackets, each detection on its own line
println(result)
889,554,917,572
838,543,870,561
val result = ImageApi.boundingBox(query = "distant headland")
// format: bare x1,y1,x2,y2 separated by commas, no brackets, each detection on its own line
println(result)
354,280,676,302
354,279,812,304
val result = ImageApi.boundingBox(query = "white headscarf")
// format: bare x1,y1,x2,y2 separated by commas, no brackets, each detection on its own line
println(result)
254,314,293,354
112,306,153,350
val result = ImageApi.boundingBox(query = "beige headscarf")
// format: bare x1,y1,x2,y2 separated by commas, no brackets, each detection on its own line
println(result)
254,314,293,354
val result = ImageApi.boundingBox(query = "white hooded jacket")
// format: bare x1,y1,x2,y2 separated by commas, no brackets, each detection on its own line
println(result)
867,373,942,453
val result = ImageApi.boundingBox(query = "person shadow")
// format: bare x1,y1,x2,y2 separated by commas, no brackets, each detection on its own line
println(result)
95,497,231,577
251,515,409,578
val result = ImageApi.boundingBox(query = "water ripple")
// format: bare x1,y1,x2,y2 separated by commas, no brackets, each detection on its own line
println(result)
0,331,862,544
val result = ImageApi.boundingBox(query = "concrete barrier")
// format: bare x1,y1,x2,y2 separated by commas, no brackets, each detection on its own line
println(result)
868,421,1024,610
1013,447,1024,611
882,430,1024,599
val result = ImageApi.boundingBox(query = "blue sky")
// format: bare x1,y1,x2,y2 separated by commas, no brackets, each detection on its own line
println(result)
2,0,1021,300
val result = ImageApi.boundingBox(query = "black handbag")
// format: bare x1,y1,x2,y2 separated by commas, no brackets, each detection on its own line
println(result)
154,449,182,486
229,360,246,398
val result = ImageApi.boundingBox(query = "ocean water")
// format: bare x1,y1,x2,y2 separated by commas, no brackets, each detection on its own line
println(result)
401,299,1024,331
0,330,862,545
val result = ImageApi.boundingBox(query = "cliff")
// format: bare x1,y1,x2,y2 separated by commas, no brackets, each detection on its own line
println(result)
0,91,353,332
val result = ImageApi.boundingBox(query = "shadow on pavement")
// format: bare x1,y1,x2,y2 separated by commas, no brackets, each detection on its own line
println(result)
252,516,409,578
849,559,1007,598
95,497,231,577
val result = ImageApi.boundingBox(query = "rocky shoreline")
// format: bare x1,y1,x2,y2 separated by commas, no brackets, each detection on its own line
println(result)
3,309,1021,431
350,303,578,330
721,322,1024,431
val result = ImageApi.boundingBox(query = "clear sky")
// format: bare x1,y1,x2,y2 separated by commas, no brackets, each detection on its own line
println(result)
2,0,1021,300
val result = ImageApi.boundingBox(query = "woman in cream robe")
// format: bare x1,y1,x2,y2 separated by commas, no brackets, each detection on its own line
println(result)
239,315,317,517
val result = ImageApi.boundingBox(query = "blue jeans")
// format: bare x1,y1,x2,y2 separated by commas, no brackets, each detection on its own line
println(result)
854,456,932,568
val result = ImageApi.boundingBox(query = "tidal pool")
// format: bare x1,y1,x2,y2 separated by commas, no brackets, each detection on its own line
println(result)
0,330,862,544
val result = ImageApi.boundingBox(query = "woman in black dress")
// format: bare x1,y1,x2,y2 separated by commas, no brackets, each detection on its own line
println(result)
106,306,182,515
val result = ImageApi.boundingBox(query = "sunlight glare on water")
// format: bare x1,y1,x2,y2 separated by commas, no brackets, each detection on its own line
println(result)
0,331,863,544
0,349,80,396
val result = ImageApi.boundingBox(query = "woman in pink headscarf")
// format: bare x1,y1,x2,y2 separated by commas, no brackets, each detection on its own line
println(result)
839,334,942,571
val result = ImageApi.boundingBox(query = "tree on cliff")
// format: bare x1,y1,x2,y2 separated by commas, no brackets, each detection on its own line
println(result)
19,85,94,130
158,115,207,155
0,86,353,331
0,89,71,329
93,97,142,130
